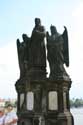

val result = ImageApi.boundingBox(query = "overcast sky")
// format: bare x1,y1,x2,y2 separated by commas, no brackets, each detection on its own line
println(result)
0,0,83,99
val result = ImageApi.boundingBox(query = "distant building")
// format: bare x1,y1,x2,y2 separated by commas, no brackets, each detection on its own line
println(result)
0,99,5,107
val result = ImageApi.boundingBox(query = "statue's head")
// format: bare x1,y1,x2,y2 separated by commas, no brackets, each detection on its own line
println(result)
35,18,41,26
50,25,57,35
22,34,27,41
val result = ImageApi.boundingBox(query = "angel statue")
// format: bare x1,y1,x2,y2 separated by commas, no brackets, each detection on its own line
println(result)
16,34,30,78
46,25,69,80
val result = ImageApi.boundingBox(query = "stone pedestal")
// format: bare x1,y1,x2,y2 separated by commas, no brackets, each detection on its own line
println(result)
15,77,74,125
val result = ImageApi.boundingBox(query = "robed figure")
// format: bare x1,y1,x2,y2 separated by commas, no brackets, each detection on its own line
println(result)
46,25,69,79
29,18,46,71
16,34,30,78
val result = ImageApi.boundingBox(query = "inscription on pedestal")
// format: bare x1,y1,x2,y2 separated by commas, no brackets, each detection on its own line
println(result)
27,92,34,110
48,91,58,110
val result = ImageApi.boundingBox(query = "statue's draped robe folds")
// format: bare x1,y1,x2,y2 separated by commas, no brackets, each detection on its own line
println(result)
16,34,30,77
29,25,46,69
47,26,69,79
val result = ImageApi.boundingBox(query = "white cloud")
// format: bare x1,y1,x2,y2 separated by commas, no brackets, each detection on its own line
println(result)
1,2,83,99
68,2,83,83
69,2,83,98
0,41,19,98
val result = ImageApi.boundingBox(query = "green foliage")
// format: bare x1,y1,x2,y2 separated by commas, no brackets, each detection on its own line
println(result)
5,101,11,107
13,100,17,108
70,98,83,108
5,100,17,108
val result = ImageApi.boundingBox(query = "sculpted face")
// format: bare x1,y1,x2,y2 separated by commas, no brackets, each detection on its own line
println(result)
35,18,41,26
50,25,57,35
22,34,27,41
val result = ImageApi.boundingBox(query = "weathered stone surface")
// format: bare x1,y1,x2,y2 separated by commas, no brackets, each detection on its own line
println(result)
15,18,74,125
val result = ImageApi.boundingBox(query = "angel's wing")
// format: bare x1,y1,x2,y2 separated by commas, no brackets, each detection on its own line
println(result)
16,39,21,64
62,26,69,67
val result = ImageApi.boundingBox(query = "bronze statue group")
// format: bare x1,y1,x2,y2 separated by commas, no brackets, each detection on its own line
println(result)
17,18,69,80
